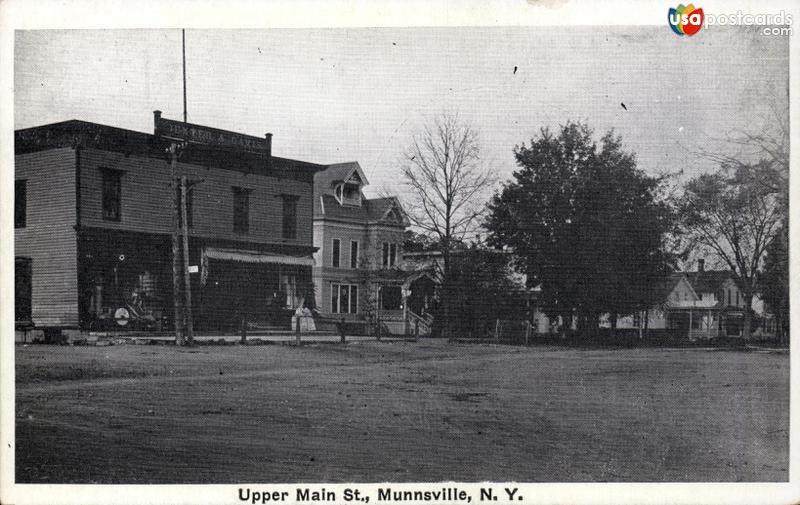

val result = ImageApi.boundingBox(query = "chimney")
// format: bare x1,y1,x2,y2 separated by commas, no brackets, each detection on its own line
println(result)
265,132,273,169
698,258,705,272
153,110,162,140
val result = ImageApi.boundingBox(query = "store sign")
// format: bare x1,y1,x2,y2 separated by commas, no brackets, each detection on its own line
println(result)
155,116,268,153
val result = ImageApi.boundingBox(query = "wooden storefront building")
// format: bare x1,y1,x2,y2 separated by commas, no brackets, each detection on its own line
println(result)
15,112,325,336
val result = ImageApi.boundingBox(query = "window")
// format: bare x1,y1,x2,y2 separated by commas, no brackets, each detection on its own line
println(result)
342,183,361,205
727,289,731,306
332,239,341,267
102,169,122,221
735,290,739,306
281,195,298,239
382,242,398,267
233,187,250,233
15,180,26,228
331,283,358,313
350,240,359,269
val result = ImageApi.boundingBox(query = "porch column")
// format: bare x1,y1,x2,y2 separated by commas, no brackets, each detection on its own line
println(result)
688,310,693,340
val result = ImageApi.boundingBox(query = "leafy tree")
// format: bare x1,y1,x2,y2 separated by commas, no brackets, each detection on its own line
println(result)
446,244,527,338
760,221,789,342
402,230,438,253
485,121,675,337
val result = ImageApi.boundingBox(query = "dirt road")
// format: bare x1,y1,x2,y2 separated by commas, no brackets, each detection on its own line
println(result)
15,342,789,483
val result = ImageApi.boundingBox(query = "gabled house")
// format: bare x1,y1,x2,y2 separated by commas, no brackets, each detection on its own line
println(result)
313,162,420,333
616,260,753,338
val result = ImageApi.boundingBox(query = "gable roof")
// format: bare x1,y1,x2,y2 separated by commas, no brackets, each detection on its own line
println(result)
655,272,688,302
365,197,408,224
313,162,369,197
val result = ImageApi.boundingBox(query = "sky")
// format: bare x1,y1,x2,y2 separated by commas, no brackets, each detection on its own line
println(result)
14,26,789,199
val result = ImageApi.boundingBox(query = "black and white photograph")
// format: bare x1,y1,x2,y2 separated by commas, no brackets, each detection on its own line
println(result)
1,1,797,504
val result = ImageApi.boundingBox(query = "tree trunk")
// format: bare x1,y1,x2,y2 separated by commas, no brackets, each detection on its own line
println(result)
442,242,452,341
643,308,649,339
743,292,753,339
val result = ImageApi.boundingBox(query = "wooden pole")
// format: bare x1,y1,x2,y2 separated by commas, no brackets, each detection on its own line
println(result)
182,29,187,123
169,145,184,345
180,176,194,344
525,320,530,346
295,315,302,346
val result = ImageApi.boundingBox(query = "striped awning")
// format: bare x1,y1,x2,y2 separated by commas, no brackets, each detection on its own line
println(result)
203,247,314,266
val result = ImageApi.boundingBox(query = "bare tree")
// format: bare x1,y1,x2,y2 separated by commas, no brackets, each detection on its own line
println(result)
399,112,496,338
697,94,789,204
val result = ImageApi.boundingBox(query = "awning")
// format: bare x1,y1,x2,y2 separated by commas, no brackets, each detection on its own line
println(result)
203,247,314,266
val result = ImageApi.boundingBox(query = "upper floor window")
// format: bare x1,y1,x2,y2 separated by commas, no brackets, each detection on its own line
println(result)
102,169,122,221
15,180,26,228
332,238,341,268
335,173,363,206
281,195,298,239
350,240,359,269
382,242,398,267
233,187,250,234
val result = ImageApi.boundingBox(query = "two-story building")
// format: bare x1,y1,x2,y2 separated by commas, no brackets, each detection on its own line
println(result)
312,162,419,333
15,112,325,339
615,260,752,338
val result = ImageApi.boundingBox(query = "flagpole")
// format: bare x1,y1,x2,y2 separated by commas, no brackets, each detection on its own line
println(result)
182,29,187,123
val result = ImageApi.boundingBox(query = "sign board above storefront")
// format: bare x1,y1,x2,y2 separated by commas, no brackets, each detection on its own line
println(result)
154,111,271,154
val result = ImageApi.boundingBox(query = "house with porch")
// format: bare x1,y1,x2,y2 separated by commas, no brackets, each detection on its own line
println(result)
312,162,433,335
616,260,752,338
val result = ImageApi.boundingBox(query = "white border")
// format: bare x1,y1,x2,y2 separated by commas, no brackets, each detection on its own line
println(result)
1,1,798,504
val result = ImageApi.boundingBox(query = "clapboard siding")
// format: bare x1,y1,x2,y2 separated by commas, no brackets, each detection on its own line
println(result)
79,148,313,246
14,148,78,327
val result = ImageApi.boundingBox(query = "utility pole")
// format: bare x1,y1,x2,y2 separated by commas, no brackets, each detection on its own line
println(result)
182,29,187,123
180,175,194,344
169,144,184,345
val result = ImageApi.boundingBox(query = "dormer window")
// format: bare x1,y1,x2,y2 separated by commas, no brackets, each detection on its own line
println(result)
336,182,362,206
342,183,361,204
335,172,363,206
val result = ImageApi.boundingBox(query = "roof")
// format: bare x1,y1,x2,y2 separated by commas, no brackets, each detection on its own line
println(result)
313,194,408,226
686,270,737,294
313,161,369,196
653,272,687,301
15,119,327,177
